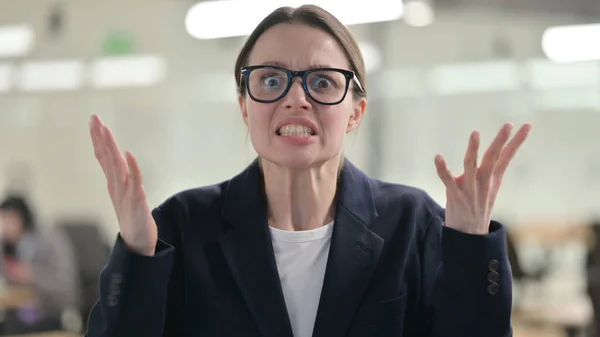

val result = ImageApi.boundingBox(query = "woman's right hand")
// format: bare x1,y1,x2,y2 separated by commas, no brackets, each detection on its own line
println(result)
89,115,158,256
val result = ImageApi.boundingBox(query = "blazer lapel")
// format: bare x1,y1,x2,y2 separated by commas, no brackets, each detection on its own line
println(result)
312,159,384,337
218,159,294,337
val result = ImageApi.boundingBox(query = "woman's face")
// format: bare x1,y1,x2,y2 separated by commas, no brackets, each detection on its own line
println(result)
239,23,366,170
0,210,24,243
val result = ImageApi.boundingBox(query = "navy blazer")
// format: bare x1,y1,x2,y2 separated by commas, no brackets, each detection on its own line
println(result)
86,159,512,337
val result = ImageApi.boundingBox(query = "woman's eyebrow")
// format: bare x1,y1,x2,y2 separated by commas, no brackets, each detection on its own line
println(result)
258,61,335,69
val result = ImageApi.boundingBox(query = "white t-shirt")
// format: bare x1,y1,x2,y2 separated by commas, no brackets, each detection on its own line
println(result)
269,222,334,337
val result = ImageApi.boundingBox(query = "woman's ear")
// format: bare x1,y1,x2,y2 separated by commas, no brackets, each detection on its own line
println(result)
238,95,249,126
346,98,366,133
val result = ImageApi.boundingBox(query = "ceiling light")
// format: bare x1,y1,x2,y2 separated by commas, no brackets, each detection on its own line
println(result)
17,60,84,92
0,64,13,93
403,1,434,27
0,24,34,58
185,0,403,40
90,55,167,88
358,41,382,74
542,23,600,62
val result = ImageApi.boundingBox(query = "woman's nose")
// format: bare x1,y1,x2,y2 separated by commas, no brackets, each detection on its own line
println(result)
283,78,311,109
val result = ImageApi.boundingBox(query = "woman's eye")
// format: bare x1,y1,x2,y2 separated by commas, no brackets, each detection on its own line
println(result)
263,76,282,88
311,77,332,89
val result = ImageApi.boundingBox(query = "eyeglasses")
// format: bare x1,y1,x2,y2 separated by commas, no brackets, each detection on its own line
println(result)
240,65,364,105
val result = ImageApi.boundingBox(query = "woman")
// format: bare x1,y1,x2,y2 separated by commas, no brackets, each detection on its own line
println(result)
586,222,600,336
0,195,80,334
86,5,531,337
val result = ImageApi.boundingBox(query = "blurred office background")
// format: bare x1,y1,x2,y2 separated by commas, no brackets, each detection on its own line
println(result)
0,0,599,336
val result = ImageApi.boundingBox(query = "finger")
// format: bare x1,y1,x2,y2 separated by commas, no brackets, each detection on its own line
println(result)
435,154,457,189
125,151,143,188
478,122,513,179
101,125,129,193
493,123,532,180
485,124,533,219
89,115,110,176
89,115,103,158
486,185,501,220
463,131,480,183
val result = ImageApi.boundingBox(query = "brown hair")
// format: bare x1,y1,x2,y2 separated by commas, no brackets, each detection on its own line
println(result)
234,5,367,100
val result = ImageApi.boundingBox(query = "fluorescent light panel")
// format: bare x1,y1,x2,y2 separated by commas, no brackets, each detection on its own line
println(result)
0,24,34,58
358,41,382,74
534,88,600,111
542,23,600,63
185,0,404,39
403,1,434,27
90,55,167,88
430,61,520,95
526,59,600,89
18,60,84,92
0,64,13,93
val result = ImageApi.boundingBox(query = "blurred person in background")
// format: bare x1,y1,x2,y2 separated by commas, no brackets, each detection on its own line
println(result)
505,229,551,283
0,195,80,334
586,221,600,336
86,4,531,337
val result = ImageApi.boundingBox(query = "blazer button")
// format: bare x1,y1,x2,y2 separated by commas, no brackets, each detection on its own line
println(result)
487,271,499,283
487,282,500,295
488,259,500,272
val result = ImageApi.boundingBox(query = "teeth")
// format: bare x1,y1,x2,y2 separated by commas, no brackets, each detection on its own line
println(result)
278,124,314,137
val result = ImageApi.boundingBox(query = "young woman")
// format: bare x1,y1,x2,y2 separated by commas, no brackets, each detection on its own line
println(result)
86,5,531,337
0,195,80,334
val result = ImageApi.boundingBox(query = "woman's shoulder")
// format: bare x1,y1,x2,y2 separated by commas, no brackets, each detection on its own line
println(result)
154,180,231,217
148,180,235,243
368,178,443,219
154,160,262,217
363,178,446,249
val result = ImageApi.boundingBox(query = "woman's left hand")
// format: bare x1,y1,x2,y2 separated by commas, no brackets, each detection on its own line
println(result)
435,122,532,235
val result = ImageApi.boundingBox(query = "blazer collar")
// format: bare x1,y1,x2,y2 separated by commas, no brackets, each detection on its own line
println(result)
219,158,383,337
221,158,379,228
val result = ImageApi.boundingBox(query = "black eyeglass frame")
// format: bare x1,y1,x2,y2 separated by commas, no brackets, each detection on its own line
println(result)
240,65,364,105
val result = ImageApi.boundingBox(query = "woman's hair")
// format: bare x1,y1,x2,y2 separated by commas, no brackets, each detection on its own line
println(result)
0,195,36,231
234,5,367,100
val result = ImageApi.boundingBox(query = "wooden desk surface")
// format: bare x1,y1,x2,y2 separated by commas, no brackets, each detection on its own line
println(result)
0,286,38,309
514,297,592,328
5,332,80,337
512,323,564,337
510,224,591,246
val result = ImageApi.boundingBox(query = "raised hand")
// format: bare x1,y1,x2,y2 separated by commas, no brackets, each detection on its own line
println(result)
89,115,157,256
435,122,532,235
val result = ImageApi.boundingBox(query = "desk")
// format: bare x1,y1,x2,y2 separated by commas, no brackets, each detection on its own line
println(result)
5,332,80,337
510,224,591,246
512,322,564,337
0,287,38,309
514,297,592,337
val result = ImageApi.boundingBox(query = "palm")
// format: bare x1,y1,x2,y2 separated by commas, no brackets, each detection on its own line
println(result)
89,115,157,255
435,122,532,235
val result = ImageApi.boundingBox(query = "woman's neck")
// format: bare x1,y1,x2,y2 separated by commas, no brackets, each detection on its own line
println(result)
261,157,341,231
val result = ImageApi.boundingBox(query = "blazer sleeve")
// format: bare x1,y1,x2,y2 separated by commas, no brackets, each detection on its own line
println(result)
85,206,185,337
420,208,513,337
